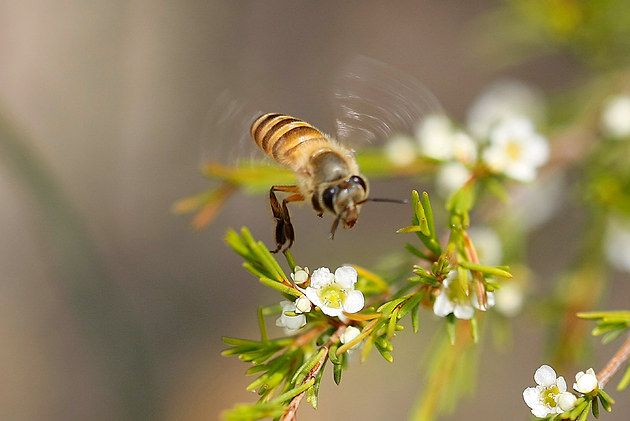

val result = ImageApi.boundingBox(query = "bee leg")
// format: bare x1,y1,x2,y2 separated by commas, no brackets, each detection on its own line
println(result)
311,194,324,217
269,186,302,253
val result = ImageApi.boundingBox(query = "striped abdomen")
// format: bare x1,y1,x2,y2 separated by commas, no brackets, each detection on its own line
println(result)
250,113,331,170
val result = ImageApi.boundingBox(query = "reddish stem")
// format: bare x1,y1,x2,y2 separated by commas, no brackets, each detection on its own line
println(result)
280,326,346,421
598,332,630,388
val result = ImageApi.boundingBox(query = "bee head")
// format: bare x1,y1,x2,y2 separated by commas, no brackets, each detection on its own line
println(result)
322,175,369,237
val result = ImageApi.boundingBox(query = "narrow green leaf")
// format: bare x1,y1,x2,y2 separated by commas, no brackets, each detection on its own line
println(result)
246,365,269,375
377,297,406,317
470,316,479,343
283,249,297,272
420,191,436,238
328,343,341,365
398,291,424,319
360,334,375,363
269,378,315,405
387,309,399,340
397,225,426,233
292,348,326,386
307,361,325,409
598,389,615,410
411,303,420,333
617,363,630,391
333,357,343,384
225,229,250,259
375,346,393,363
577,311,630,320
375,335,393,352
577,400,591,421
592,395,599,418
405,243,430,260
259,276,301,297
446,314,456,345
258,307,268,343
222,337,261,346
253,241,287,282
459,261,512,278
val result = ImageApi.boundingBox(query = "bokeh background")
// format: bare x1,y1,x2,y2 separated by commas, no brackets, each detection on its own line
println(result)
1,1,628,420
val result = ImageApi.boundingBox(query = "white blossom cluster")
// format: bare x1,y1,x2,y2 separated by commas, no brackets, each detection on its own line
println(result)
432,270,495,320
383,80,550,196
276,266,365,334
599,94,630,273
601,94,630,139
523,365,599,418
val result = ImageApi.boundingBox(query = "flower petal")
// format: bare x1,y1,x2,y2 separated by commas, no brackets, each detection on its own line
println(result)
453,304,475,320
317,304,343,318
310,267,334,288
433,291,454,317
334,266,357,289
340,326,361,345
557,392,577,412
522,387,540,408
556,376,567,392
534,365,557,387
342,289,365,314
574,369,598,394
302,287,323,309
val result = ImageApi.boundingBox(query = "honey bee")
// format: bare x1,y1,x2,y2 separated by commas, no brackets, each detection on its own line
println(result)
203,56,441,252
250,113,377,252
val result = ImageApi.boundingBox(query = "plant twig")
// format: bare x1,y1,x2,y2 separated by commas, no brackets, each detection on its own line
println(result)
280,326,346,421
598,332,630,388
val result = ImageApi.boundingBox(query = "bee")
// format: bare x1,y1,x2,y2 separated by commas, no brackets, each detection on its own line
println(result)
250,113,380,253
202,56,441,253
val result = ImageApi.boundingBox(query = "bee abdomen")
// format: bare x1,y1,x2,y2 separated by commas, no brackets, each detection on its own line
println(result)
251,113,328,165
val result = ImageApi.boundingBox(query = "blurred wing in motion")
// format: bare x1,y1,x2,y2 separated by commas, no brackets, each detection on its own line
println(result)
332,55,443,147
175,93,271,229
199,91,269,169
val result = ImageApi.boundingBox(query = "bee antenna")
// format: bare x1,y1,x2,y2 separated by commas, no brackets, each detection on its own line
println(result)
358,197,408,205
329,214,342,240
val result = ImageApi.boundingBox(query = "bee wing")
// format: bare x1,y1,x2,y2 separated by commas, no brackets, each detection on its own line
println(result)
200,91,267,167
332,55,443,148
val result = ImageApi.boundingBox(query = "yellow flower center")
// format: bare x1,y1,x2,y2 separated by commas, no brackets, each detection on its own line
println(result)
319,285,344,309
542,385,560,408
506,140,522,160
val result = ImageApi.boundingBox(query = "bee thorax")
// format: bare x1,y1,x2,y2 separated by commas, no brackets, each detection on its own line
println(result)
310,151,350,184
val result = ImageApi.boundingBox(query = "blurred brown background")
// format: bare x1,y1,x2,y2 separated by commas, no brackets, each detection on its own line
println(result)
1,1,628,420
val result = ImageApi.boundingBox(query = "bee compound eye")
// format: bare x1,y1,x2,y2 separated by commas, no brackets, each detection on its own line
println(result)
322,186,338,212
349,175,367,191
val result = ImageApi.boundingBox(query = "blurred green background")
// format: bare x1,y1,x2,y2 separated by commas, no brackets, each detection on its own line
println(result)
1,1,629,420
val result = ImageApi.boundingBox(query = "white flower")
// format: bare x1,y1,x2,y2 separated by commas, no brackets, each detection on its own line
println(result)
482,117,549,182
291,266,310,285
452,131,478,164
467,227,503,267
574,368,599,394
494,282,525,318
295,295,312,314
275,300,307,334
384,134,417,167
604,216,630,273
557,392,578,412
433,270,495,320
435,162,471,197
416,114,457,161
468,80,545,140
507,174,566,231
339,326,362,351
523,365,577,417
601,94,630,138
300,266,365,317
